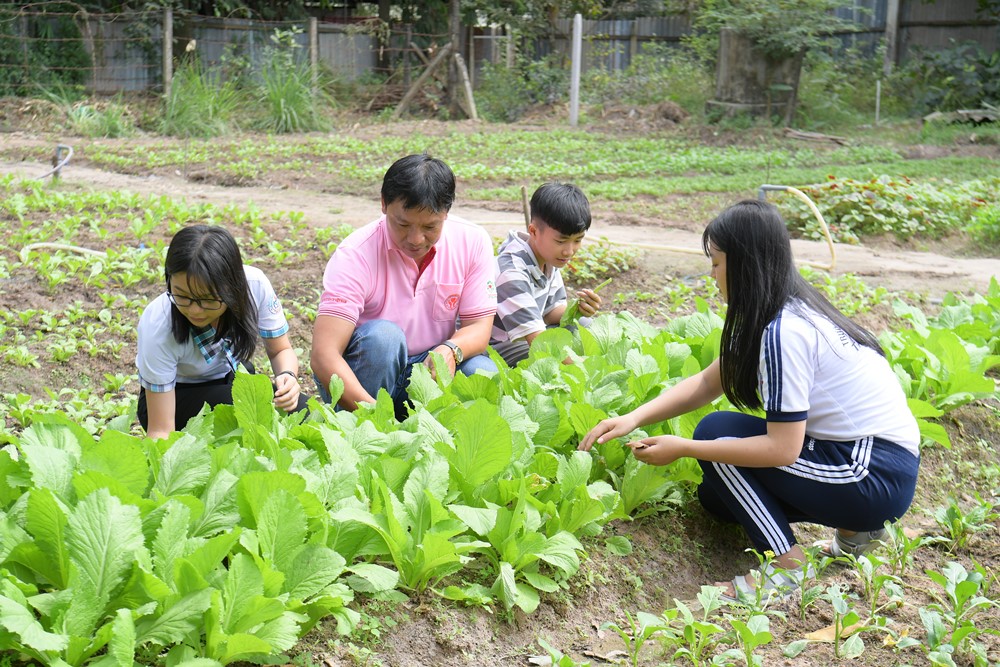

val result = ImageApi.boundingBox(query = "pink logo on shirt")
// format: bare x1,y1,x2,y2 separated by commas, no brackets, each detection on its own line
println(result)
445,294,460,310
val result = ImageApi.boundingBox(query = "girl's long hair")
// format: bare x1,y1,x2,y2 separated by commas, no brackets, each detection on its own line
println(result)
164,225,257,363
703,200,883,411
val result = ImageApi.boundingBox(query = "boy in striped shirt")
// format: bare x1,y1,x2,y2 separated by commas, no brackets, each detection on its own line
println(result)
491,183,602,366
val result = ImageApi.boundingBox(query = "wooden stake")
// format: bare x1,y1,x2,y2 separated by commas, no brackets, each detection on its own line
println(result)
453,52,477,121
521,185,530,230
392,43,452,121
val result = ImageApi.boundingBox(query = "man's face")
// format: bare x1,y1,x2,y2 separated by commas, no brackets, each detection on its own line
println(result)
383,198,447,262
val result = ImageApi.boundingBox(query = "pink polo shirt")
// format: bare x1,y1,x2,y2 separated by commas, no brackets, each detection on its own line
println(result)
318,214,498,356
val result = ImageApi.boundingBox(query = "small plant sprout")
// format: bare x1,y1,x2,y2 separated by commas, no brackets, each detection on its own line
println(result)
848,552,905,621
932,495,999,551
533,638,592,667
668,587,730,666
821,584,865,659
599,610,673,667
921,561,998,665
728,614,773,667
881,521,948,576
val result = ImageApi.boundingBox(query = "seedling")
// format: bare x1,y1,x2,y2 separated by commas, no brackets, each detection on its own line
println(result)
728,614,773,667
600,610,672,667
932,495,999,551
821,584,865,659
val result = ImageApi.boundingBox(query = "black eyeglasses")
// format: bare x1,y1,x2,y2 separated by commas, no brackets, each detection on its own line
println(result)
167,292,225,310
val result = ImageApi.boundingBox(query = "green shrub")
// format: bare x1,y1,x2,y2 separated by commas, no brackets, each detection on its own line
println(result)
160,59,241,138
254,27,330,133
896,41,1000,114
583,44,712,114
476,55,568,123
795,48,884,129
968,202,1000,246
780,174,1000,243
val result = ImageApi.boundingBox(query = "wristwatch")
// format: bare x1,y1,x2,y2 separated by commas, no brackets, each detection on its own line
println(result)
441,340,464,364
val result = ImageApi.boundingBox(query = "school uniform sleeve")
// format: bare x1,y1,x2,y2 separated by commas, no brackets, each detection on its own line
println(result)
136,296,180,392
457,225,498,321
245,266,289,338
495,254,547,341
759,312,816,422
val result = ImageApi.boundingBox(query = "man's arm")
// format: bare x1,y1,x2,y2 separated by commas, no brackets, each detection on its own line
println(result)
425,314,494,377
311,315,377,411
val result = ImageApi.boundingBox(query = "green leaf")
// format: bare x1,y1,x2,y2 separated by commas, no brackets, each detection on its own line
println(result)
105,609,137,667
437,399,512,493
82,436,149,497
156,435,212,497
448,504,498,536
153,501,192,582
233,371,276,431
134,588,214,646
345,563,399,594
24,488,71,588
256,490,307,566
605,535,633,556
66,488,145,601
284,545,347,599
0,594,69,651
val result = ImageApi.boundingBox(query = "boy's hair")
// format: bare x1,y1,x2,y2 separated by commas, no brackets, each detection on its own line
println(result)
530,182,591,236
381,153,455,213
703,199,882,412
164,225,258,363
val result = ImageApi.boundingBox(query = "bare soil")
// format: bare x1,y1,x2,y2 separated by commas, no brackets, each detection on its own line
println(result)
0,117,998,667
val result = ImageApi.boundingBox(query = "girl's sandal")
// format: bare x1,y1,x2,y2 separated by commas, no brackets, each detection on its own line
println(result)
719,561,814,605
815,528,887,559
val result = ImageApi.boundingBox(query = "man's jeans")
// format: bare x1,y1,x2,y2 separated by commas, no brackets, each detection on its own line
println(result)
314,319,496,416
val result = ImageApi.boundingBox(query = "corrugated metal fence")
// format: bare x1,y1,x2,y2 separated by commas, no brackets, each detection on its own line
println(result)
0,1,995,96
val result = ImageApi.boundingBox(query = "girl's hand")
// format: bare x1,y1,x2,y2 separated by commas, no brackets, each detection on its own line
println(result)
576,289,602,317
273,372,301,412
579,414,638,451
627,436,685,466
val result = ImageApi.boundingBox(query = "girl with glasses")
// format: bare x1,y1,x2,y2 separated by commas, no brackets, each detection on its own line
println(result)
136,225,306,440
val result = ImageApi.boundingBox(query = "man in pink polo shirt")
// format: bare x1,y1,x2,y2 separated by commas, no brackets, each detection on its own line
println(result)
311,154,498,418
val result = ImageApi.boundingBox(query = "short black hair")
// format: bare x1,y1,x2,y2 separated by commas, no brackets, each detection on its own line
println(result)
530,182,591,236
381,153,455,212
164,225,258,363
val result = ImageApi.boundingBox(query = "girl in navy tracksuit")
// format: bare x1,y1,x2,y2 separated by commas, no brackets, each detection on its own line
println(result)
581,200,919,602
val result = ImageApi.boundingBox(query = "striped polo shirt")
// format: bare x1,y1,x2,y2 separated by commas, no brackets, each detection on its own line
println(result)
491,231,567,343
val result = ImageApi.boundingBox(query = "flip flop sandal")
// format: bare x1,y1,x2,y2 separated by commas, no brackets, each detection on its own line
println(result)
815,528,887,559
720,561,814,605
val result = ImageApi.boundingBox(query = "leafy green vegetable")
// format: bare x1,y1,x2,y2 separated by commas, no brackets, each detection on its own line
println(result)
560,276,613,327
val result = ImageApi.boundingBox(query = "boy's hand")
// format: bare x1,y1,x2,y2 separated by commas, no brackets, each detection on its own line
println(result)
576,289,602,316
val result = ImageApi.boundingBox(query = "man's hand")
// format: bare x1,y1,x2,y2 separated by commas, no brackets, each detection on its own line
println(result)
424,345,457,379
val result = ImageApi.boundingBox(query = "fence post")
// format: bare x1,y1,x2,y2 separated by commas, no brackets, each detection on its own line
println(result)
403,24,412,88
630,19,638,66
162,7,172,99
569,13,581,127
19,12,29,82
309,16,318,96
505,25,514,67
883,0,900,76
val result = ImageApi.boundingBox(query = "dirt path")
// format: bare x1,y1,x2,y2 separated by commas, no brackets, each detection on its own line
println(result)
5,160,998,297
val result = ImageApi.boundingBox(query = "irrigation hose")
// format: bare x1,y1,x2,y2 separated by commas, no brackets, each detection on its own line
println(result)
479,184,837,271
19,243,108,264
37,144,74,180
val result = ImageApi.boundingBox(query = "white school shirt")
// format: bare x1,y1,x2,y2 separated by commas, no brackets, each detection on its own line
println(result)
136,265,289,392
759,302,920,457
